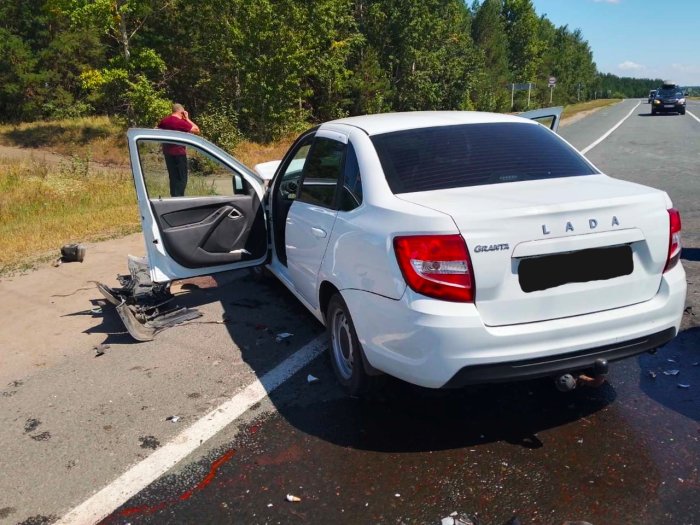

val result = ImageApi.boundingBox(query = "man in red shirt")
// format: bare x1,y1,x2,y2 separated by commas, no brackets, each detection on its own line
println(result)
157,103,201,197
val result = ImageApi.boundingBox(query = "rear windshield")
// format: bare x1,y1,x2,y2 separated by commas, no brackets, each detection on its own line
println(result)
371,122,598,194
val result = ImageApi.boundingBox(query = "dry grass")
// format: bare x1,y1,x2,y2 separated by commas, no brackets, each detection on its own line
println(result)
561,98,622,121
0,116,129,166
232,134,297,168
0,156,140,273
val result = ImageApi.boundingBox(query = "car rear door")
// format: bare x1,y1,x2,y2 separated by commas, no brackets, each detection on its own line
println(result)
127,128,268,283
285,129,348,307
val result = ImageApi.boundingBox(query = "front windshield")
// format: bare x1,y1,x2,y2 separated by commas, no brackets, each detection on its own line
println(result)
657,89,682,98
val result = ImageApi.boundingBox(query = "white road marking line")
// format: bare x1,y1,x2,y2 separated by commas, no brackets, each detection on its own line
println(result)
56,335,327,525
580,100,641,155
687,110,700,124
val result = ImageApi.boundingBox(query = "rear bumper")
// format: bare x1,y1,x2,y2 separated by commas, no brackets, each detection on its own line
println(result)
442,327,675,387
343,264,686,388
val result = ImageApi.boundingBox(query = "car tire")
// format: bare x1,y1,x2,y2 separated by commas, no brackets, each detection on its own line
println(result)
326,293,371,396
680,109,686,115
651,109,656,115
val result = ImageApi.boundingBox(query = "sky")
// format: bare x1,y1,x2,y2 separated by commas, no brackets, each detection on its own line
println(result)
530,0,700,86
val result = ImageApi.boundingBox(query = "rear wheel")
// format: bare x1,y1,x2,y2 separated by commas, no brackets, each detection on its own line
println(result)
326,293,370,396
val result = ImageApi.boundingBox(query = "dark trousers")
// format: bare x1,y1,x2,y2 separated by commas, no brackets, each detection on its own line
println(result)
164,154,188,197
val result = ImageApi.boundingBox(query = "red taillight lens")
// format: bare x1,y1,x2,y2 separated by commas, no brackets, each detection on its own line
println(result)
393,234,474,302
664,208,682,273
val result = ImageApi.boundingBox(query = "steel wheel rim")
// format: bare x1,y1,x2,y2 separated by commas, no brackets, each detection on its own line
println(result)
331,309,354,380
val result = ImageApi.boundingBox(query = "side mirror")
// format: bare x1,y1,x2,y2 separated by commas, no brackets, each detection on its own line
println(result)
684,92,689,97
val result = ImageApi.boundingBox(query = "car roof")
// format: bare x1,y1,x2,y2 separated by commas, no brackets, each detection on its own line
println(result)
324,111,536,136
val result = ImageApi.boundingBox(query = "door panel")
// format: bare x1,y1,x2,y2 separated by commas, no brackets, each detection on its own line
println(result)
127,128,267,282
151,196,266,268
519,106,563,133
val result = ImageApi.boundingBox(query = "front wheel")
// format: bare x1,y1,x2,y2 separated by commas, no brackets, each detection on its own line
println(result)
680,109,686,115
326,293,371,396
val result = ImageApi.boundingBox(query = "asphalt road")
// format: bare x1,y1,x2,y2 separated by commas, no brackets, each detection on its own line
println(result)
0,100,698,525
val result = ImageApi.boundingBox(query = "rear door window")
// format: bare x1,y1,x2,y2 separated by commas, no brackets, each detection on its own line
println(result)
297,137,345,208
371,123,598,194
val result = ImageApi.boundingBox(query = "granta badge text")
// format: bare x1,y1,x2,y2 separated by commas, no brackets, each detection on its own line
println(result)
474,243,510,253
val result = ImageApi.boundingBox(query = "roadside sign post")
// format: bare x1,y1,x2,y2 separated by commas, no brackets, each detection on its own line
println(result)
548,76,557,104
510,82,536,109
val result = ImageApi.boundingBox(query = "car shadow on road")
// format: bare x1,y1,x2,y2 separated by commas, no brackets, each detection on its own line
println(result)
681,247,700,262
637,113,682,117
207,273,618,452
637,325,700,422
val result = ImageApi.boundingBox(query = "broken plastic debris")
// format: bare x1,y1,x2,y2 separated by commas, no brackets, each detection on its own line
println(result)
275,332,293,343
307,374,320,384
90,306,103,315
677,384,691,389
663,370,680,376
394,493,401,498
286,494,301,502
648,370,657,379
166,415,181,423
93,343,110,357
440,512,475,525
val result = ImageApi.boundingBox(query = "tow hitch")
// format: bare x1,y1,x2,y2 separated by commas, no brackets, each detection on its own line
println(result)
554,359,609,392
96,255,202,341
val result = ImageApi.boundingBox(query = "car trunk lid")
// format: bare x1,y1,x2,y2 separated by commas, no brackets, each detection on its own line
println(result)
397,175,671,326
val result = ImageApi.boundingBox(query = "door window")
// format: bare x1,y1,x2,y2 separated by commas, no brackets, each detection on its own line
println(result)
297,137,346,209
136,139,248,199
277,134,314,201
340,143,362,211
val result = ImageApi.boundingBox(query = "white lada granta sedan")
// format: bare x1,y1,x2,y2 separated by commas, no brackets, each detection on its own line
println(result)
126,109,686,395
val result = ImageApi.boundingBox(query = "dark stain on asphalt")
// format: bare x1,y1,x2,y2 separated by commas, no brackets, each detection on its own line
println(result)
30,431,51,442
16,515,57,525
187,392,201,399
8,379,23,388
0,507,16,519
229,298,264,309
1,390,17,397
139,436,160,450
23,418,41,433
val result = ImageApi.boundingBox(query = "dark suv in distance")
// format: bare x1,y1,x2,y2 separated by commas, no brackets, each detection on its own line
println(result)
651,84,687,115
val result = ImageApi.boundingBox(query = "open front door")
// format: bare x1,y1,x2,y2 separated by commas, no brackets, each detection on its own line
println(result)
519,106,563,133
127,128,268,283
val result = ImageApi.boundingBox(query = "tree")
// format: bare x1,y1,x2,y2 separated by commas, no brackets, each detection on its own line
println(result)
502,0,543,108
471,0,510,111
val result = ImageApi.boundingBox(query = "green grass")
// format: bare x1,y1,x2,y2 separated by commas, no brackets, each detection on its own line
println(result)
0,156,140,273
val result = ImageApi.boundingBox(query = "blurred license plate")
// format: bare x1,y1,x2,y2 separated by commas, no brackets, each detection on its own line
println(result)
664,104,675,108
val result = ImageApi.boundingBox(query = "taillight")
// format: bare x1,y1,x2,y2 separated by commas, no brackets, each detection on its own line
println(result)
664,208,682,273
393,234,474,302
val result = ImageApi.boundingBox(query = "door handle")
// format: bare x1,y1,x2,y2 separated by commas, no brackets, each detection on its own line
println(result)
311,227,327,238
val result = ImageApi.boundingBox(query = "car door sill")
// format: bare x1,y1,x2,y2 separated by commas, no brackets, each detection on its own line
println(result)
266,261,325,325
